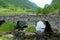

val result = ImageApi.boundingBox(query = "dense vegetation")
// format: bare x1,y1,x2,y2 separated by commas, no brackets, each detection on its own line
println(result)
0,0,60,16
0,37,12,40
0,0,38,16
0,21,15,34
25,25,36,33
35,1,60,14
51,0,60,4
0,0,38,9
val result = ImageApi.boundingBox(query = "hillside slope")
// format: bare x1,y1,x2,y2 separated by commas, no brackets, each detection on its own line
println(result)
51,0,60,4
0,0,38,9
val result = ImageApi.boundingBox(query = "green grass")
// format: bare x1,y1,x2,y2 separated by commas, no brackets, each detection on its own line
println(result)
0,21,15,33
0,37,12,40
0,8,27,16
25,25,36,33
0,7,59,16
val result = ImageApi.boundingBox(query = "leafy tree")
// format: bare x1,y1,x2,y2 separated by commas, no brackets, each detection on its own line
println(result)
0,0,7,8
42,4,55,14
35,7,42,14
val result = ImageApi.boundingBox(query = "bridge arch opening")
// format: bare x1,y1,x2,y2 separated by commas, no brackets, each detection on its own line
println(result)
0,20,5,26
16,21,28,31
36,20,53,33
44,21,53,33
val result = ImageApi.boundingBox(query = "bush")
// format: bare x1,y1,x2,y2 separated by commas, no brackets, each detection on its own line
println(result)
35,7,42,14
25,25,36,33
0,21,15,33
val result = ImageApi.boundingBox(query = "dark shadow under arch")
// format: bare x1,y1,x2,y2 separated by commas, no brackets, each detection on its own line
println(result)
16,21,28,31
0,20,5,26
44,21,53,33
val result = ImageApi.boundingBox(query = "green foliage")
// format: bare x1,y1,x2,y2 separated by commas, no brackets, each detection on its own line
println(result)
0,0,7,8
0,21,15,33
0,0,38,9
0,0,60,15
35,2,60,14
0,0,38,16
42,5,54,14
52,2,60,9
35,7,42,14
25,25,36,33
42,8,49,14
0,37,12,40
52,0,60,4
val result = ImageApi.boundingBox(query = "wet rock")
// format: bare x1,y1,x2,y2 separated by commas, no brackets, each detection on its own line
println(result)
3,34,14,38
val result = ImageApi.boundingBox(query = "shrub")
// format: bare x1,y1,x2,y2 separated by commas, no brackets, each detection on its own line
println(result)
0,21,15,33
25,25,36,33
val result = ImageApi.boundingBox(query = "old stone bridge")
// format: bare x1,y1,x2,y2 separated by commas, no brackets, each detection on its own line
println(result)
0,14,60,32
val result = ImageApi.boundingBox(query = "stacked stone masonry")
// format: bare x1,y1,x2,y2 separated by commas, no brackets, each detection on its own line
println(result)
0,14,60,33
